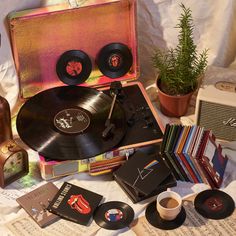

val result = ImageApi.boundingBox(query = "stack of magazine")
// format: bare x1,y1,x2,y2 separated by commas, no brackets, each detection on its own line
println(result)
161,124,228,188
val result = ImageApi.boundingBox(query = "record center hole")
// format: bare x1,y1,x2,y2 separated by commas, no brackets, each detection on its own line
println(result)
66,61,82,76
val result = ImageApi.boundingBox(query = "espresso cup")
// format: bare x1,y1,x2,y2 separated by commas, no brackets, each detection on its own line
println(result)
156,190,182,221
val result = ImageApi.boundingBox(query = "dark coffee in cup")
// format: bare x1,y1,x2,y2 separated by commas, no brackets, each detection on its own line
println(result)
159,197,179,208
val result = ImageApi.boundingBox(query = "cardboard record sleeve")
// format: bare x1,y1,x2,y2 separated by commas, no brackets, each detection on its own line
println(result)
9,0,164,180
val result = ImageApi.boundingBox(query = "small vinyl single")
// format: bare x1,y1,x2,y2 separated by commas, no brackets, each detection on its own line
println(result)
96,43,133,78
194,189,235,219
93,201,134,230
56,50,92,85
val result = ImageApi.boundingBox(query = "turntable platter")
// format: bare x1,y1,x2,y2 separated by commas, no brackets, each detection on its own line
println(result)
16,86,126,160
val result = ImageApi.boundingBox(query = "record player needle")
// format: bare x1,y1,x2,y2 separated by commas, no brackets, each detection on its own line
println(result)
102,93,117,139
102,81,122,139
108,93,117,120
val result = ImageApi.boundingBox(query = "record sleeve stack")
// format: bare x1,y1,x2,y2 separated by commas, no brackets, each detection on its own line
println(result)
113,151,176,203
161,124,228,188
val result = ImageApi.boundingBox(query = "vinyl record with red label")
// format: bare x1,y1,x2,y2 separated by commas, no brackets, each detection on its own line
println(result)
56,50,92,85
16,86,126,160
96,43,133,78
194,189,235,219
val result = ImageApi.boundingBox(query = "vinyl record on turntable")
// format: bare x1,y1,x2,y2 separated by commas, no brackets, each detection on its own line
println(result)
97,43,133,78
56,50,92,85
16,86,126,160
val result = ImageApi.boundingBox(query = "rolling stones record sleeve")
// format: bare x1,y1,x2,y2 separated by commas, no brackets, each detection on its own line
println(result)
16,182,59,228
47,182,103,226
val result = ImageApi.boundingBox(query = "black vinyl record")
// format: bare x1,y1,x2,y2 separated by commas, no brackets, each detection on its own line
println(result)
16,86,126,160
97,43,133,78
93,201,134,230
145,201,186,230
194,189,235,219
56,50,92,85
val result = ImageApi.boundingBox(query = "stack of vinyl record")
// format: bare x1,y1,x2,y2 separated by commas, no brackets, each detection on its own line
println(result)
161,124,228,188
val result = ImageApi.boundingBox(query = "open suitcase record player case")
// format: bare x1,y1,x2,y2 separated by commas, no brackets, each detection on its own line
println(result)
9,0,138,98
9,0,164,180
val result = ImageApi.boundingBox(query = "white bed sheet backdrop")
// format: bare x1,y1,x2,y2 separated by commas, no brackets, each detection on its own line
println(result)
1,0,236,109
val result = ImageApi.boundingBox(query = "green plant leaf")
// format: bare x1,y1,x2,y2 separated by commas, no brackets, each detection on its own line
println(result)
152,3,208,95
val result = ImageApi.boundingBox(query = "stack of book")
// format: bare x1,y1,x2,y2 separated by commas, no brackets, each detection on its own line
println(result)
113,151,176,203
161,124,228,188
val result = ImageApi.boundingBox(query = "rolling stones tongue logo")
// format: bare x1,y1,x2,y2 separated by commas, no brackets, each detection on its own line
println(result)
67,194,91,214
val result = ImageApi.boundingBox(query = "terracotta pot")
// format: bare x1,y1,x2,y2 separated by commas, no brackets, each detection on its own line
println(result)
156,80,194,117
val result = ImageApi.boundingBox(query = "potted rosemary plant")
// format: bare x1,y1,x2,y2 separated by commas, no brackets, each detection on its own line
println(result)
152,3,208,117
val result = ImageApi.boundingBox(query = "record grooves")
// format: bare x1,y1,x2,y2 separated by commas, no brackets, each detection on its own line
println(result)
16,86,126,160
194,189,235,219
93,201,134,230
56,50,92,85
97,43,133,78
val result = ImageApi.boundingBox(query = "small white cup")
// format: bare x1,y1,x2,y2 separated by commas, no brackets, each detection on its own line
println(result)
156,190,182,221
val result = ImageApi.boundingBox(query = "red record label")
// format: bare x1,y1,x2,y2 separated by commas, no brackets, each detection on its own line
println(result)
108,54,122,68
66,61,83,76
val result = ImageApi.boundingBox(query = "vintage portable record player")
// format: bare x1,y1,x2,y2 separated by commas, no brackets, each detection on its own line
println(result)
9,0,164,180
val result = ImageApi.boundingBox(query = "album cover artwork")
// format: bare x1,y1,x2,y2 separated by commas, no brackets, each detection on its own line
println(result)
115,172,176,203
182,126,203,183
176,126,199,183
185,126,210,185
197,132,228,188
113,151,172,196
160,124,170,154
163,125,180,180
47,182,103,225
173,126,193,182
16,182,59,227
170,125,190,181
165,125,187,181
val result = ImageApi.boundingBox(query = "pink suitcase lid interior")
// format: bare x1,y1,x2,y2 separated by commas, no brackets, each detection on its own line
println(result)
9,0,138,98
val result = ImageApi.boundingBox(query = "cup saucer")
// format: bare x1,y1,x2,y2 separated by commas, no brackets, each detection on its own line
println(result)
145,201,186,230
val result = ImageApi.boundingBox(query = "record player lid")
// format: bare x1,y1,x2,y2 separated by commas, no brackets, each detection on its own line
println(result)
9,0,138,98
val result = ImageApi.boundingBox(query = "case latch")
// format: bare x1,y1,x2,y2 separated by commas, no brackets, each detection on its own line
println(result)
68,0,89,8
